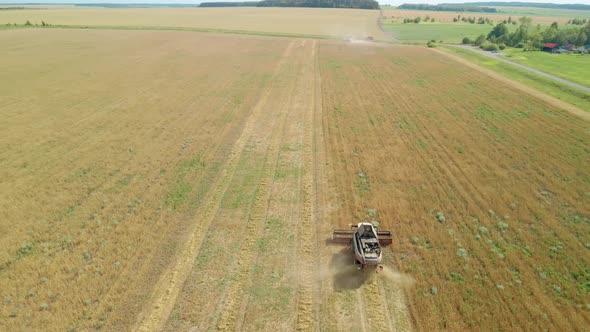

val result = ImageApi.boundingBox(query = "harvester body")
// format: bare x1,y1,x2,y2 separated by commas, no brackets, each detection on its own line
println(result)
331,222,392,269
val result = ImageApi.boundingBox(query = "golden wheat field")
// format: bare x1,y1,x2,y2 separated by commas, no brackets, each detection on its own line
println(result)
0,6,589,332
0,7,385,39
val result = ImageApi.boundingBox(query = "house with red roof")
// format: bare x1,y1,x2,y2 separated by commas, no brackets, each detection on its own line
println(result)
542,43,558,52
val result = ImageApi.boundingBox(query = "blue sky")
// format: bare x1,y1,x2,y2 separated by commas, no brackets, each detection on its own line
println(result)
2,0,590,6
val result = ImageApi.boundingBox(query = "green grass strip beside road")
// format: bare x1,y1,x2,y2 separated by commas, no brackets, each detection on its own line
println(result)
501,48,590,87
440,46,590,112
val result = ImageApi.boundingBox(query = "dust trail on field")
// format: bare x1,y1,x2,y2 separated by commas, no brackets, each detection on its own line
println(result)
319,246,414,331
320,251,414,291
134,41,296,332
379,266,415,288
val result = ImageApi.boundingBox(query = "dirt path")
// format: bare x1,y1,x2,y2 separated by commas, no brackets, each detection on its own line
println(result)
378,9,398,43
134,41,297,332
433,47,590,122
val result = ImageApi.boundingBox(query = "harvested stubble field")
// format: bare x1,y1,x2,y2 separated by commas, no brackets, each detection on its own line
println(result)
0,7,385,39
1,21,589,332
382,9,572,24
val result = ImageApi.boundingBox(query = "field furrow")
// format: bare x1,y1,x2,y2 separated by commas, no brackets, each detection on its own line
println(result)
215,45,300,332
295,40,320,332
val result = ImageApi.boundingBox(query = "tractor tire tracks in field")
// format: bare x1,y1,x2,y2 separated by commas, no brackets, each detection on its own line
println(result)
134,38,331,331
134,41,297,332
215,41,302,331
134,38,418,332
295,39,321,331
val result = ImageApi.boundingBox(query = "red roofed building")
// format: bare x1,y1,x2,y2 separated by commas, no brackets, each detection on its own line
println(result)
543,43,558,52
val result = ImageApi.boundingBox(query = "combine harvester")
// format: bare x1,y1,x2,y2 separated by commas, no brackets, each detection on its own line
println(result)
332,222,392,271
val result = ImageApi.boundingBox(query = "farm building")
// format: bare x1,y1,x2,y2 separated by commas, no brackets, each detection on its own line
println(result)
542,43,558,52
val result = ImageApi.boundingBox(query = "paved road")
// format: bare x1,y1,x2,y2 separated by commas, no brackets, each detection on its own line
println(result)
449,45,590,94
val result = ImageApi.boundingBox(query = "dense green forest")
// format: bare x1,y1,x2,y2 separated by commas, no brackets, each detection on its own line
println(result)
398,4,497,13
257,0,379,9
445,2,590,11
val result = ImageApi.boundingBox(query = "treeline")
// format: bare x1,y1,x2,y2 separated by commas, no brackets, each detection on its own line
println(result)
402,16,436,23
404,15,493,25
463,17,590,51
200,2,259,7
445,2,590,11
258,0,379,9
453,15,494,24
398,4,497,13
569,18,588,25
4,20,52,26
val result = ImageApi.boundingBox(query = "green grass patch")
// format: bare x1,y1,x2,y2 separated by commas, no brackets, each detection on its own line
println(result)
274,167,299,180
475,106,497,119
166,182,192,210
440,46,590,112
410,79,428,87
280,143,302,152
382,22,495,44
562,215,590,225
448,271,464,283
355,172,370,193
395,119,416,129
502,48,590,87
165,156,206,210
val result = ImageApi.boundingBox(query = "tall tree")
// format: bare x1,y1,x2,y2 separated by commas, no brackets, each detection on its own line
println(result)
575,31,587,46
488,23,509,39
